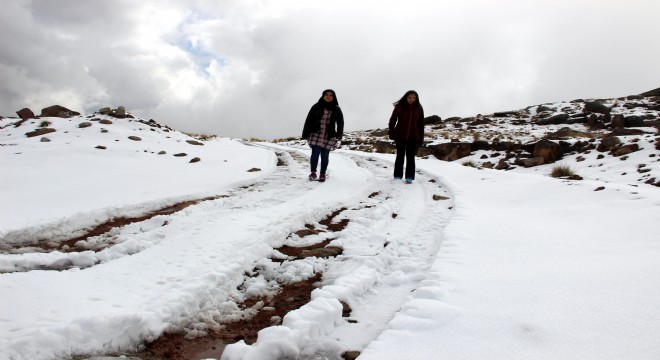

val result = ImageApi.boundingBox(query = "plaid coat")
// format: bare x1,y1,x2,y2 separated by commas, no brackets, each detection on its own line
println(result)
302,103,344,141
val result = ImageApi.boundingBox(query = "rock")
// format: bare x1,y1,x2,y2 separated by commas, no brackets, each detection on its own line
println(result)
482,161,494,169
16,108,35,120
536,104,554,113
533,140,563,163
95,145,107,149
597,135,621,152
625,115,645,127
40,105,80,118
611,114,625,128
115,106,126,117
373,140,396,153
433,194,449,200
340,301,352,317
189,157,201,163
99,107,112,115
25,128,56,138
247,167,261,172
495,159,510,170
586,113,605,129
186,139,204,146
584,101,611,114
424,115,442,124
595,186,605,191
612,143,639,157
128,136,142,141
99,119,113,125
173,153,187,157
523,157,545,167
428,142,472,161
544,127,593,140
78,122,92,128
493,110,521,117
537,113,569,125
158,151,166,155
342,351,361,360
40,137,51,142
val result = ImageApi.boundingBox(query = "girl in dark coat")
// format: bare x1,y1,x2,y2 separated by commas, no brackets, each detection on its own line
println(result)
388,90,424,183
302,89,344,182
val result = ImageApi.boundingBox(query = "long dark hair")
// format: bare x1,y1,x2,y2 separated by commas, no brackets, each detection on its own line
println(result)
393,90,421,109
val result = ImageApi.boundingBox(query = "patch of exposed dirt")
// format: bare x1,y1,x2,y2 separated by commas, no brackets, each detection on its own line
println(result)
3,195,226,254
136,273,323,360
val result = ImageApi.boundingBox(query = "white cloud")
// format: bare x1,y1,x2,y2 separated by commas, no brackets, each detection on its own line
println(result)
1,0,659,138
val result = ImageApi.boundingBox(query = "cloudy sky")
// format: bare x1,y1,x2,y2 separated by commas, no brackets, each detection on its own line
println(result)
1,0,659,139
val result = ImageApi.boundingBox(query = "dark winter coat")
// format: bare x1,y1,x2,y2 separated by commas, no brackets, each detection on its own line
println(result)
302,103,344,140
388,105,424,142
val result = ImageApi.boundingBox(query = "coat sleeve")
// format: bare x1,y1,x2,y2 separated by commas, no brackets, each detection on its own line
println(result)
302,106,315,139
335,107,344,138
388,107,398,140
418,107,425,143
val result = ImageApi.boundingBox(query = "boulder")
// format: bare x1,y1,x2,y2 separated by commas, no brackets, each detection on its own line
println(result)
523,157,545,167
625,115,645,127
495,159,510,170
587,113,605,130
597,136,621,152
611,114,625,128
612,143,639,157
428,142,472,161
536,113,569,125
16,108,35,120
424,115,442,125
25,128,56,138
532,139,563,163
544,127,593,140
40,105,80,118
493,110,522,117
584,101,611,114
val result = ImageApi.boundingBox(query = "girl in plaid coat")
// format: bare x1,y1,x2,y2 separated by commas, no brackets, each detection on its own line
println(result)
302,89,344,182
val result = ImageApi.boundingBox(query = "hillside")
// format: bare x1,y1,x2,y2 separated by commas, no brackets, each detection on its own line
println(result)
279,87,660,187
1,91,659,360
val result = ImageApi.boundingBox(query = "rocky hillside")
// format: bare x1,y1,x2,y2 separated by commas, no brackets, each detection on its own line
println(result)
0,105,209,163
279,87,660,187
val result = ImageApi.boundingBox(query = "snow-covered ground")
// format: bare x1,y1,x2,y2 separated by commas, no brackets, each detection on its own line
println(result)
1,111,659,360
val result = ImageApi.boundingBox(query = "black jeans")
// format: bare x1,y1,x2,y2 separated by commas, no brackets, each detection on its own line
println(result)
394,139,418,179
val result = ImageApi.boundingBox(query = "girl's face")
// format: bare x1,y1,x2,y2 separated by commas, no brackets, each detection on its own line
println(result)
323,92,334,102
406,93,417,105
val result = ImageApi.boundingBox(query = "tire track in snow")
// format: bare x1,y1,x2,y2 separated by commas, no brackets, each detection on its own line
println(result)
223,147,454,358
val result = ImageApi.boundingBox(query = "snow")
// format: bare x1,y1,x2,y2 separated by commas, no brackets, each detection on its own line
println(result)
1,112,659,360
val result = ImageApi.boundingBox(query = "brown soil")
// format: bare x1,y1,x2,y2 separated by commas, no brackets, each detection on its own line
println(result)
6,195,225,254
137,273,322,359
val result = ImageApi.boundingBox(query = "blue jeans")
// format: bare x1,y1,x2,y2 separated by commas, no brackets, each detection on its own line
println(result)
394,139,418,179
310,145,330,174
